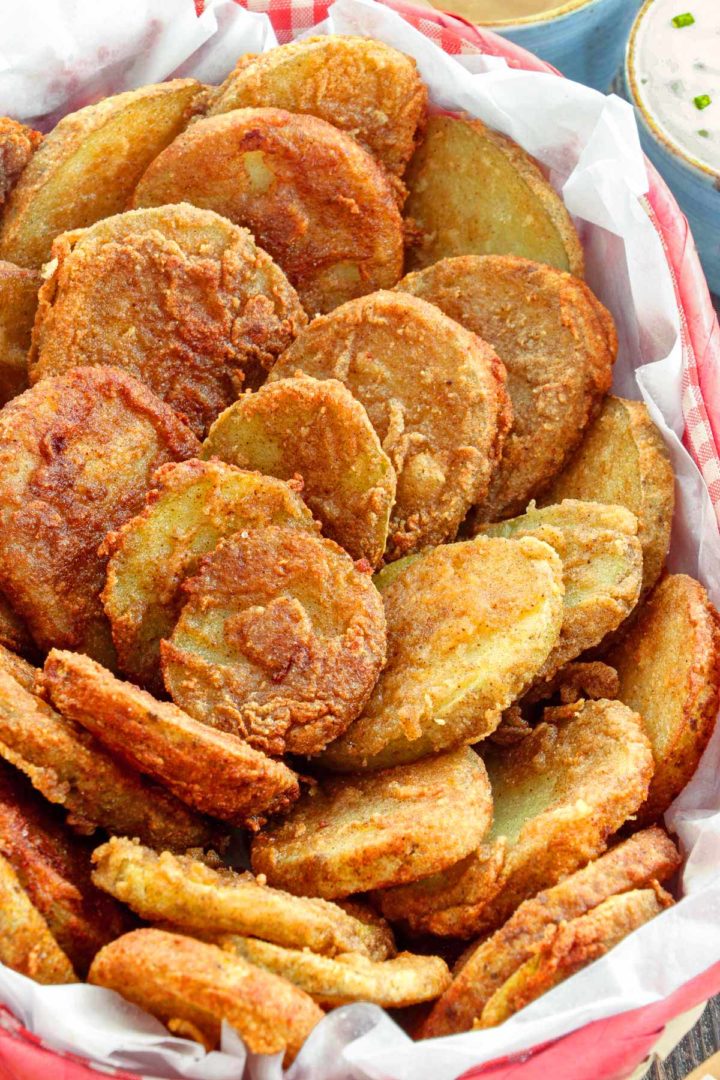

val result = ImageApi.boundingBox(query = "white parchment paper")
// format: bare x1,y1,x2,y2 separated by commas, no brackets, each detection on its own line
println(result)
1,1,719,1077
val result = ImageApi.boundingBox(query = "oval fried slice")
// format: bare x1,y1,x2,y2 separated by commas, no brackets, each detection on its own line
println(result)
269,290,511,559
0,366,199,665
162,526,386,757
102,459,315,695
202,375,396,566
40,650,299,830
0,118,42,207
0,260,39,405
607,574,720,824
0,851,77,984
132,107,403,315
319,536,564,772
29,205,307,438
397,255,616,522
251,748,493,898
89,929,323,1064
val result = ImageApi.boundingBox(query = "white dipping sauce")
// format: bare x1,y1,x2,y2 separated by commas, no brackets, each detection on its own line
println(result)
632,0,720,173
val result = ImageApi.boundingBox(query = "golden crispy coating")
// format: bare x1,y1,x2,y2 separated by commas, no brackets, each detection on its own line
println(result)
334,900,397,960
0,642,37,690
540,396,675,596
208,36,427,179
319,536,563,771
268,291,511,559
0,762,134,976
0,260,39,405
0,82,202,269
0,366,199,665
40,650,299,830
251,748,493,899
527,660,620,706
202,375,396,566
102,459,315,695
92,837,393,960
89,929,323,1064
0,666,219,851
29,205,307,437
162,526,386,757
0,591,34,657
0,852,77,984
608,574,720,823
404,116,584,277
0,118,42,208
132,107,404,315
397,255,616,522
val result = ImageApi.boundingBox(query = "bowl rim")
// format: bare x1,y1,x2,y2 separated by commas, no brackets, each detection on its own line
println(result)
469,0,597,29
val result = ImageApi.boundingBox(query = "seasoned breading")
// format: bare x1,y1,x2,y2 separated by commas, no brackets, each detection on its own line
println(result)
527,660,620,706
0,118,42,207
397,255,616,521
40,650,300,830
202,376,396,566
0,260,39,405
162,526,387,757
0,591,34,657
29,205,307,437
268,291,511,559
0,642,37,690
132,107,404,315
0,366,199,665
0,852,77,984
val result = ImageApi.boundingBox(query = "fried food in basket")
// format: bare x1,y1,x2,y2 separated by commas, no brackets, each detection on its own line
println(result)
0,366,199,665
422,826,680,1036
397,255,616,522
89,929,323,1064
0,81,202,269
40,650,299,829
608,574,720,824
0,852,77,985
540,396,675,595
162,526,386,757
208,36,427,180
132,107,404,315
268,291,511,559
251,748,493,898
404,116,584,277
101,459,315,694
0,260,38,405
0,118,42,207
202,375,396,566
320,536,563,772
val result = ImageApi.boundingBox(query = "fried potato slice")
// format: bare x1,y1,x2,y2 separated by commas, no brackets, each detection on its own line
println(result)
89,929,323,1064
209,36,427,179
132,107,403,315
404,116,584,277
0,81,202,269
540,396,675,595
162,526,386,757
92,837,393,960
0,852,77,984
607,574,720,823
0,366,199,665
102,459,315,695
0,118,42,207
29,205,307,438
251,748,493,898
0,260,39,405
398,256,616,522
40,650,299,830
0,590,34,657
0,666,219,851
268,291,511,559
319,536,563,772
422,826,680,1036
203,376,395,567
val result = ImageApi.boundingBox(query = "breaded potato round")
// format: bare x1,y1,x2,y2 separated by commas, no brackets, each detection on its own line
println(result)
29,206,307,438
0,260,38,405
209,36,427,179
40,650,299,830
540,396,675,595
0,851,77,985
251,748,493,898
0,366,199,664
269,291,511,559
202,375,396,566
0,591,34,657
132,107,404,315
0,81,202,269
0,118,42,207
404,115,584,276
92,837,393,960
397,255,616,522
89,929,323,1064
162,526,387,757
608,574,720,823
319,536,564,772
102,459,315,694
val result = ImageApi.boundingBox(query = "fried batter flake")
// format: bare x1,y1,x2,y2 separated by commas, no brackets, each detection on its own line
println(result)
0,852,77,985
0,260,38,405
0,118,42,208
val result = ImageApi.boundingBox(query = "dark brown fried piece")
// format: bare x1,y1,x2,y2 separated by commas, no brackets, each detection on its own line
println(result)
0,851,77,984
0,641,36,690
0,590,34,657
528,660,620,706
0,260,39,405
0,118,42,207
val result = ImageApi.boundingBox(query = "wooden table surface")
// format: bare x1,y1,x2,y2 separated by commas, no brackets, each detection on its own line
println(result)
644,999,720,1079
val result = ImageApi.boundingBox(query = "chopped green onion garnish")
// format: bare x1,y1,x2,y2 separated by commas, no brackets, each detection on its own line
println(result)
698,128,710,137
694,94,712,110
672,12,695,27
